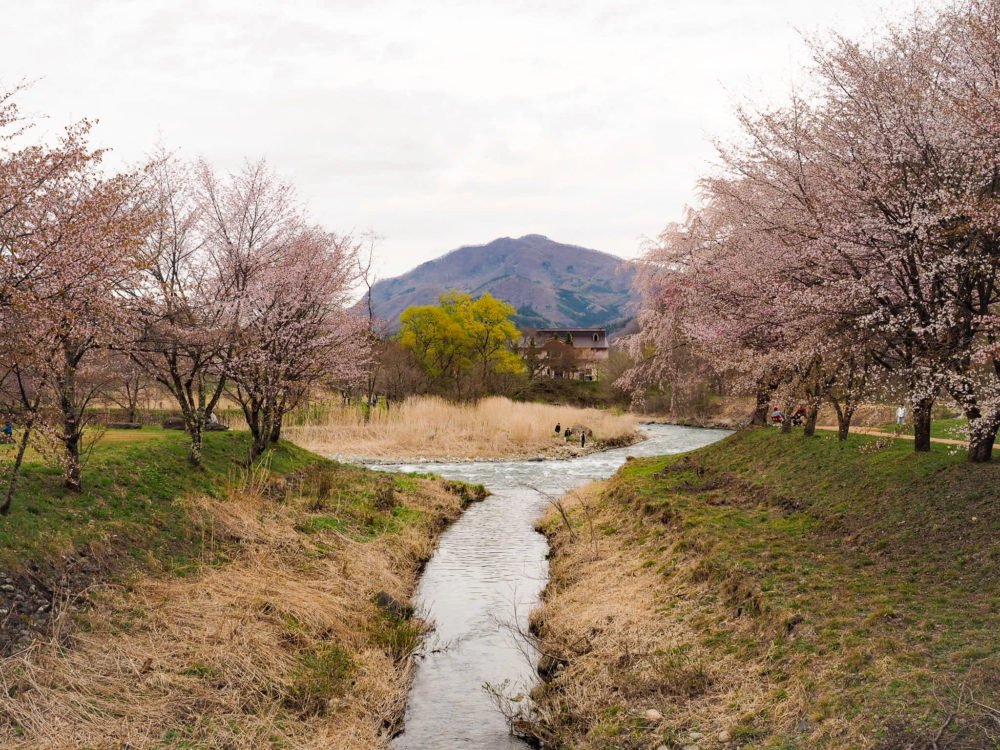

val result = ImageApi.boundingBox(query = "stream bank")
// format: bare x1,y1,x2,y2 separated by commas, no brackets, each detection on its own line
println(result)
520,429,1000,749
373,424,731,749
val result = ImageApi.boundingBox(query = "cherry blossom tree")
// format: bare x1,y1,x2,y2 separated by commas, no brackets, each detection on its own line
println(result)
227,226,367,459
21,165,155,490
627,0,1000,462
130,156,234,465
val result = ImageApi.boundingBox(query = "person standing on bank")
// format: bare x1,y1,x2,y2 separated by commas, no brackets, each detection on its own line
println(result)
896,405,907,425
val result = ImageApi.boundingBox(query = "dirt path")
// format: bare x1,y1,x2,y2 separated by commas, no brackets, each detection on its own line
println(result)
814,425,968,446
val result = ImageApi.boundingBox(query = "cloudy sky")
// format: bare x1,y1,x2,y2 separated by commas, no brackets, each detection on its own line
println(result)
1,0,920,278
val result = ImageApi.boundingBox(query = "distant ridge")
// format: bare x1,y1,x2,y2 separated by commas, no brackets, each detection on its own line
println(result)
368,234,638,331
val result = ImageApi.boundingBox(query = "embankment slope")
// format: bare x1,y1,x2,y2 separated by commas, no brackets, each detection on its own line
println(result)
0,429,483,748
527,429,999,749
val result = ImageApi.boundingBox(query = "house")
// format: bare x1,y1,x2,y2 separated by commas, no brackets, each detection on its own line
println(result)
521,327,610,381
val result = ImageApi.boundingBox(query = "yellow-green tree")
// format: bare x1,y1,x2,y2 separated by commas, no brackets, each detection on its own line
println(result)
398,291,523,398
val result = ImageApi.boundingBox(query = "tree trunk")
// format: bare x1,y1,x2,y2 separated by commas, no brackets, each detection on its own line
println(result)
967,419,998,463
968,435,995,463
58,350,83,491
186,409,207,466
780,401,794,434
838,408,855,441
751,385,771,426
251,428,268,461
241,399,270,462
912,398,933,453
1,424,32,515
831,399,853,442
804,406,819,437
64,420,82,491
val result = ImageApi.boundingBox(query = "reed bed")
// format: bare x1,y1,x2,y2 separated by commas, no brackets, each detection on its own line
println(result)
283,396,639,459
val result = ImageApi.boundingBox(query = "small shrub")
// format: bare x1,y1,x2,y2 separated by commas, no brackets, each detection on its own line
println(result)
367,613,424,662
283,644,355,716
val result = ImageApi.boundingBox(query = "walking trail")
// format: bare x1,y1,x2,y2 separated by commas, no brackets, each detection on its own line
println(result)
814,425,968,446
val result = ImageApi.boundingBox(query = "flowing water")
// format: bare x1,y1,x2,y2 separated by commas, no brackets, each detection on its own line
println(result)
372,424,731,749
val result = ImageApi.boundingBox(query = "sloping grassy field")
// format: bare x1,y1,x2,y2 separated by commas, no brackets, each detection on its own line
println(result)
0,428,484,748
0,428,308,573
526,429,999,749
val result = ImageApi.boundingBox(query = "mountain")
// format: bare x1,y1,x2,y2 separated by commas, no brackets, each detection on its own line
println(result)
368,234,639,331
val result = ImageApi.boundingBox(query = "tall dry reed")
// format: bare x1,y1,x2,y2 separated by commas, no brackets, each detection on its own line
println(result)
283,396,638,459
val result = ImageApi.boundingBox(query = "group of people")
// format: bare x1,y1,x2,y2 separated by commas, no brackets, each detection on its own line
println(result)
770,404,909,427
770,406,808,426
554,422,586,447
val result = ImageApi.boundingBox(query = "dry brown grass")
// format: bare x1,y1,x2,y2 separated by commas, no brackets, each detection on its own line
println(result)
0,466,469,749
520,432,1000,749
283,396,638,459
522,482,780,750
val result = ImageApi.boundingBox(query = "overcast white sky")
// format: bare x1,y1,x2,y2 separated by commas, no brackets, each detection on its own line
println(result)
1,0,923,278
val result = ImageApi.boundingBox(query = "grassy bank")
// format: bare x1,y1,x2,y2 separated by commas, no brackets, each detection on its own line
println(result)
524,429,999,749
284,395,639,460
874,418,1000,445
0,428,483,748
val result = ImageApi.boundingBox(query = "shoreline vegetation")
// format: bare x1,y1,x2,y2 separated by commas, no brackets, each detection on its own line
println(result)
521,428,999,749
0,428,485,748
284,396,641,462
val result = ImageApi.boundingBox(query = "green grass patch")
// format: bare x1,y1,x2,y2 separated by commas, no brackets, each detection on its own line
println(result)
877,416,999,443
536,428,1000,748
0,428,323,572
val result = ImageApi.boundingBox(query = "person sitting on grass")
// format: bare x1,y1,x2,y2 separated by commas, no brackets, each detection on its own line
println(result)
1,418,13,443
771,407,785,425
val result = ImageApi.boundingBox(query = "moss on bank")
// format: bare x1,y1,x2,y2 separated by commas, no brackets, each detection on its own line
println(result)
0,429,482,748
526,429,999,749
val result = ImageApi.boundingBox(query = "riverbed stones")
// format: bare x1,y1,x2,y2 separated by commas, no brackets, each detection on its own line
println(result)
643,709,662,723
718,730,732,742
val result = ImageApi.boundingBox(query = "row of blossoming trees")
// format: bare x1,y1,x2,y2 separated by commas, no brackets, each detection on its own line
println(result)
0,89,367,505
621,0,1000,463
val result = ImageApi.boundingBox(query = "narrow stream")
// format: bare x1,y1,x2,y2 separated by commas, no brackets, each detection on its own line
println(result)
372,424,730,749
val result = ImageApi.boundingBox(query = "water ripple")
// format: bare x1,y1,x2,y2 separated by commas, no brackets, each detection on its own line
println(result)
375,424,730,749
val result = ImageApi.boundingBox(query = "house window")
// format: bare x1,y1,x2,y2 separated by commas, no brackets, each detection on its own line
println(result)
593,333,599,342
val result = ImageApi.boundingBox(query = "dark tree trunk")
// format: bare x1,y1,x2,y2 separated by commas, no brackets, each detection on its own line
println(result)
751,385,771,426
838,419,851,442
1,423,32,515
804,406,819,437
968,435,995,463
831,399,854,442
240,396,271,462
967,417,998,463
780,400,794,434
58,348,84,491
912,398,933,453
187,412,205,466
188,421,205,466
64,420,82,491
